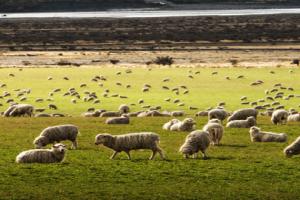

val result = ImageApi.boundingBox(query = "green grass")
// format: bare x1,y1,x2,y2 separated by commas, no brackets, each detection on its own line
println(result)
1,67,300,199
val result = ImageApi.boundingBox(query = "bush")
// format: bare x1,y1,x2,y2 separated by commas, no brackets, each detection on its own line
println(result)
153,56,174,65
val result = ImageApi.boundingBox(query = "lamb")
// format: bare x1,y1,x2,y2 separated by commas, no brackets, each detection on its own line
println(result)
249,126,287,142
118,104,130,114
105,115,130,124
179,130,210,159
208,108,228,122
16,143,66,163
94,132,165,160
170,118,196,131
33,124,79,149
284,136,300,157
162,119,181,130
271,109,288,125
227,108,258,122
4,104,34,117
203,119,224,145
287,113,300,122
226,116,256,128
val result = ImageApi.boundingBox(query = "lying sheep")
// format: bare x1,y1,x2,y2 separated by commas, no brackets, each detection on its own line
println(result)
162,119,181,130
33,124,79,149
208,108,228,122
105,116,129,124
16,143,66,163
226,116,256,128
171,111,185,117
287,113,300,122
4,104,34,117
118,104,130,114
227,108,258,122
284,136,300,157
249,126,287,142
203,119,224,145
179,130,210,159
35,113,52,117
170,118,196,131
95,132,165,160
271,109,288,125
100,111,120,117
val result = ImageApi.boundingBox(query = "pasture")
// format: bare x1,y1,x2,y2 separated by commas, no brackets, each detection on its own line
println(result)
1,66,300,199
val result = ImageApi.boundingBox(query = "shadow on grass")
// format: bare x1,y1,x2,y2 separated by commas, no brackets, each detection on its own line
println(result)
219,144,248,148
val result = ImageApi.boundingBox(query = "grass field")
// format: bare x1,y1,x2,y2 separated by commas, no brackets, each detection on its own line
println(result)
1,66,300,199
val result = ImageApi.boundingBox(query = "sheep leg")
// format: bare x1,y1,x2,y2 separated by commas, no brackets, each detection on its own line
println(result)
110,151,118,159
125,151,131,160
201,150,208,160
71,140,78,149
156,147,165,160
193,153,198,159
149,150,157,160
184,154,189,159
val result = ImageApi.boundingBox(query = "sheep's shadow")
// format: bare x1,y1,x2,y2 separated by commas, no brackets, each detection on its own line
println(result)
218,144,248,148
208,156,235,161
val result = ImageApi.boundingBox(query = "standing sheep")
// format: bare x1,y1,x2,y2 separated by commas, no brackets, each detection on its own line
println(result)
226,116,256,128
16,143,66,163
203,119,224,145
170,118,196,131
5,104,34,117
179,130,210,159
249,126,287,142
208,108,228,122
162,119,181,130
284,136,300,157
227,108,258,122
94,132,165,160
33,124,79,149
271,109,288,125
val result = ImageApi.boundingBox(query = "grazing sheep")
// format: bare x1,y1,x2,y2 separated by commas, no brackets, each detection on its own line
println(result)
100,111,120,117
226,116,256,128
227,108,258,122
33,125,79,149
208,108,228,122
249,126,287,142
105,116,129,124
170,118,196,131
95,132,165,160
48,104,57,110
203,119,224,145
288,113,300,122
179,130,210,159
162,119,181,130
284,136,300,157
5,104,34,117
16,144,66,163
118,104,130,114
271,109,288,125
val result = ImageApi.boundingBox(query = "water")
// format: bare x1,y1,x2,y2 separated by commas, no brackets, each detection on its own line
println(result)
1,8,300,19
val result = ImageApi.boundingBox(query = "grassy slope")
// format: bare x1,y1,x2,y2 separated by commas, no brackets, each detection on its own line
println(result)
0,67,300,199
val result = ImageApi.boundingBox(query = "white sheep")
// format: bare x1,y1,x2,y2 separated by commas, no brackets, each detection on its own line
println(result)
203,119,224,145
94,132,165,160
118,104,130,114
288,113,300,122
171,111,185,117
105,116,130,124
208,108,228,121
162,119,181,130
179,130,210,159
249,126,287,142
284,136,300,157
271,109,288,125
16,143,66,163
170,118,196,131
226,116,256,128
4,104,34,117
33,124,79,149
227,108,258,122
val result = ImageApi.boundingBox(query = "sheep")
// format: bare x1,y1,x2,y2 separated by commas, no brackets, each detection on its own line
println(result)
94,132,165,160
203,119,224,145
100,111,120,117
284,136,300,157
208,108,228,122
82,110,103,117
226,116,256,128
16,143,66,163
288,113,300,122
5,104,34,117
48,104,57,110
271,109,288,125
195,111,209,117
137,110,169,117
179,130,210,159
35,113,52,117
162,119,181,130
33,124,79,149
171,111,185,117
118,104,130,114
249,126,287,142
105,116,129,124
227,108,258,122
170,118,196,131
